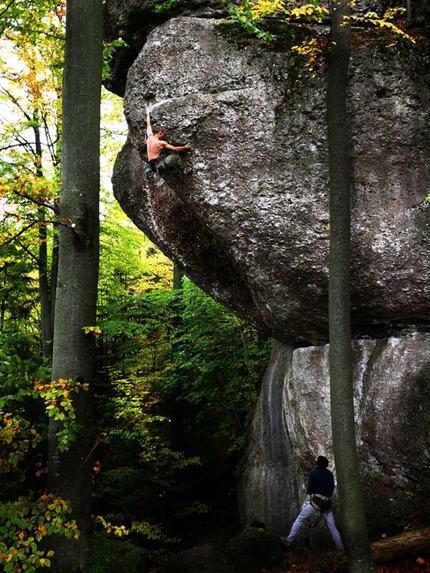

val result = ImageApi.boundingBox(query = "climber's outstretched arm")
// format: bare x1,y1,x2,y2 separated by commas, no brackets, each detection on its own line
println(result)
146,108,153,137
162,142,191,153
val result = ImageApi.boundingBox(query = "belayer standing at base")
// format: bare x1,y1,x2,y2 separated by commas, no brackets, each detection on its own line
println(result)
145,108,192,179
280,455,344,551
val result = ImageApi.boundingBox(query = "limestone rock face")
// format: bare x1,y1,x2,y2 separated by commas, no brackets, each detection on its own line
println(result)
109,9,430,541
238,343,301,534
103,0,228,96
113,16,430,347
240,335,430,540
102,0,419,95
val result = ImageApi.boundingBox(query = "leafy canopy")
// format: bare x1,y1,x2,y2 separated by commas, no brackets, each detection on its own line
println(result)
225,0,413,37
0,0,63,38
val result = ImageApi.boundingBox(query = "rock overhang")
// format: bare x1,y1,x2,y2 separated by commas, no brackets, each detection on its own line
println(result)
112,16,430,346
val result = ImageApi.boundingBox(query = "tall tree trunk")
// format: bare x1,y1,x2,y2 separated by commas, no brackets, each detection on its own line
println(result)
173,263,183,290
50,224,59,339
39,221,59,363
34,123,54,361
327,1,376,572
38,216,53,360
48,1,103,572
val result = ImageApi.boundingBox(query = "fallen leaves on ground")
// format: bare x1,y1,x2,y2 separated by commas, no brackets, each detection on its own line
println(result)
265,554,430,573
377,556,430,573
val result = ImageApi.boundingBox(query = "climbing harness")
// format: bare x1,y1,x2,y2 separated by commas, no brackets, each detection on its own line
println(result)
310,494,332,513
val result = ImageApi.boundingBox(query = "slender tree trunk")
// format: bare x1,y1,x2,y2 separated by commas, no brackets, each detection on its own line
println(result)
173,263,183,290
50,224,59,338
327,2,375,572
38,216,53,360
34,123,53,361
406,0,413,25
48,1,103,572
39,221,59,362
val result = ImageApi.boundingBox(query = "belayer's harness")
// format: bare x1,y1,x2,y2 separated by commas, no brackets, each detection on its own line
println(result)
145,158,160,180
310,494,332,513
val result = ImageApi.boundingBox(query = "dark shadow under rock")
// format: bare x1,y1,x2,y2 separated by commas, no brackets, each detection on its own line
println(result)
224,525,286,573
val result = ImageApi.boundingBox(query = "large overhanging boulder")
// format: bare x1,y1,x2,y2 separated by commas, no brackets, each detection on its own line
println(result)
113,16,430,347
102,0,401,96
109,7,430,544
103,0,228,96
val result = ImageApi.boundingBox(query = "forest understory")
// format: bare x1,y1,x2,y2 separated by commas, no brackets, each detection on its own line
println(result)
190,515,430,573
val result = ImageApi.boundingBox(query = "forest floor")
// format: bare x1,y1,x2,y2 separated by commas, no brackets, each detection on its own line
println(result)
269,553,430,573
197,517,430,573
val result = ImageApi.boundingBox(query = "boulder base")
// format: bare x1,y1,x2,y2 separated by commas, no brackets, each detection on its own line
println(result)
240,335,430,540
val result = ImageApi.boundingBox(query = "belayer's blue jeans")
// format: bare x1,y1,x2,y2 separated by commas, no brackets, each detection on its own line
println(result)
286,500,344,550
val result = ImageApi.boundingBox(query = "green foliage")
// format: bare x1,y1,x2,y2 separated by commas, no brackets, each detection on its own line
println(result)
99,202,172,306
223,0,417,82
103,38,129,81
0,234,41,335
88,533,148,573
154,0,184,14
128,521,180,544
350,8,415,43
223,0,276,41
98,278,269,459
94,276,271,561
0,494,79,573
0,331,88,570
223,0,329,42
0,413,40,475
165,279,270,452
0,0,61,39
0,192,271,567
224,0,413,39
0,332,48,483
100,89,128,185
0,2,65,356
33,379,89,451
93,515,129,537
0,331,46,396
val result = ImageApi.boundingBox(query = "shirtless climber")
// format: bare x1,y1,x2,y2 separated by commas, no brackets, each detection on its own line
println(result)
145,108,192,179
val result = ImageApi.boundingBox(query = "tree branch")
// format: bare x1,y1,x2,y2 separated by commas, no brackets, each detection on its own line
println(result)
0,86,33,123
0,215,76,249
0,0,16,21
11,188,58,214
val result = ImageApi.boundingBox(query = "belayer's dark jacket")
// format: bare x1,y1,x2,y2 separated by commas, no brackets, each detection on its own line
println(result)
307,467,335,497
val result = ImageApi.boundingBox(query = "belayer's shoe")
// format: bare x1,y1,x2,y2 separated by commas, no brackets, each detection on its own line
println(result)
182,167,193,176
279,536,291,549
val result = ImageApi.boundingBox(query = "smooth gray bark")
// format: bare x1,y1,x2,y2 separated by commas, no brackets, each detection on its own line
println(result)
327,1,376,571
173,263,183,290
48,1,103,571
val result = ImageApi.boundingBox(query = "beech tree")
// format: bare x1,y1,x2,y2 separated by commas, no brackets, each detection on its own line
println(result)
223,1,417,568
326,1,375,571
48,0,103,571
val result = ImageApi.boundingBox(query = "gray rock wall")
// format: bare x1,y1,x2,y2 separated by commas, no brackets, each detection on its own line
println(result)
113,16,430,347
103,0,398,95
110,12,430,541
238,342,301,534
240,335,430,539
